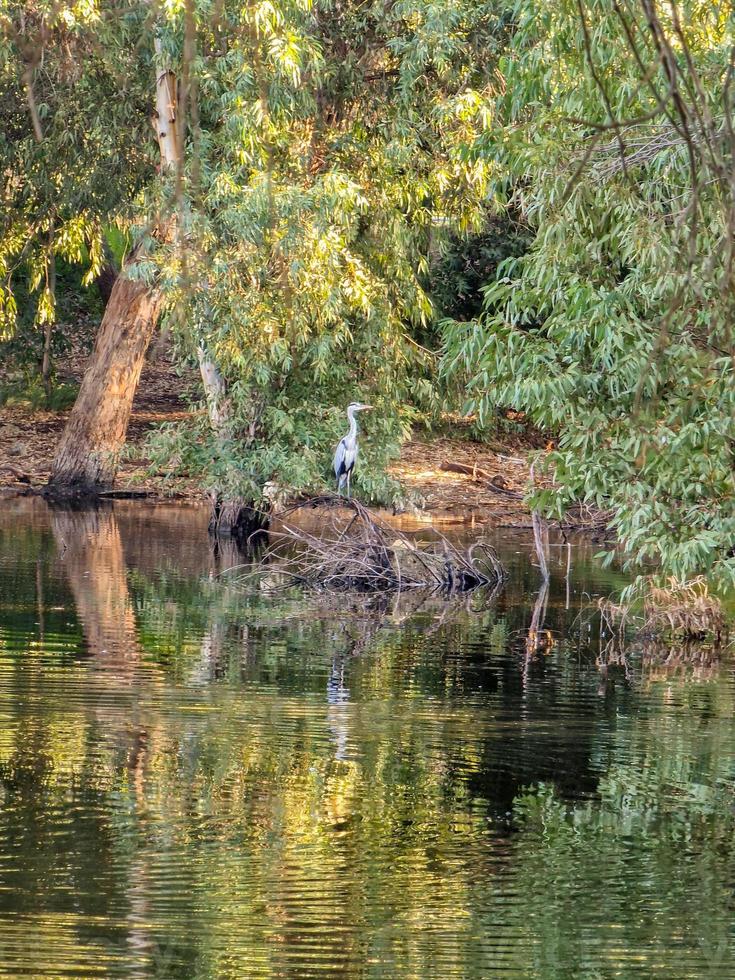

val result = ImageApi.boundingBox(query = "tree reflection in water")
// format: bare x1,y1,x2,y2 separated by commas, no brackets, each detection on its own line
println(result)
0,499,732,978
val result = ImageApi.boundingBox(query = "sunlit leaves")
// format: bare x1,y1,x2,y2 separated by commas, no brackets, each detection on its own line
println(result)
442,0,735,587
143,0,507,503
0,0,156,353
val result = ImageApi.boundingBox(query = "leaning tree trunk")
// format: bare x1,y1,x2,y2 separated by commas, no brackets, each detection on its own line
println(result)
45,36,178,498
46,278,163,495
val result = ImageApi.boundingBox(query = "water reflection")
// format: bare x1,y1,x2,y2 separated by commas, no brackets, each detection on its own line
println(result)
327,655,351,762
0,498,732,978
50,506,142,662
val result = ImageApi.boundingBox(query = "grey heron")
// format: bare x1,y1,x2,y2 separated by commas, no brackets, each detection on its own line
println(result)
333,402,371,498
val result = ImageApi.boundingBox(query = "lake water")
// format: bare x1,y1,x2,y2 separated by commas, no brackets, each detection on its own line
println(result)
0,498,733,978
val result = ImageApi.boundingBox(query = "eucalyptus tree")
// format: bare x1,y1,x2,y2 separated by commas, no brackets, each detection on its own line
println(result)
442,0,735,588
3,0,514,526
148,0,511,531
0,0,154,396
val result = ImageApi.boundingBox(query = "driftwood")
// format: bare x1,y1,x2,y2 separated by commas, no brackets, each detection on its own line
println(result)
240,495,506,595
0,465,31,484
441,460,615,535
439,461,523,498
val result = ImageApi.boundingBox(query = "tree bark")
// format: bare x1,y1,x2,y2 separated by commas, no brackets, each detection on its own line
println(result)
95,259,119,307
46,277,163,495
209,495,269,539
153,39,181,169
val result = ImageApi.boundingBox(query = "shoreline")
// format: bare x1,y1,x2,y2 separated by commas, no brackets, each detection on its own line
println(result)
0,351,608,533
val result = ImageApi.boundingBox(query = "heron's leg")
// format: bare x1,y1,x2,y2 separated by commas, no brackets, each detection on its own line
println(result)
346,471,351,500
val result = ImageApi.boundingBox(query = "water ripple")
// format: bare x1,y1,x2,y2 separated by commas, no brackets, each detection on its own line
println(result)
0,501,733,977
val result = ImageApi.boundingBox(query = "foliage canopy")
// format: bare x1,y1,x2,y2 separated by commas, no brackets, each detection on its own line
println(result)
442,0,735,587
144,0,510,502
2,0,734,586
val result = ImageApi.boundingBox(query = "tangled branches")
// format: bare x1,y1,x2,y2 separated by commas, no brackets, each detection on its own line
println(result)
242,495,506,595
602,576,727,641
597,576,729,679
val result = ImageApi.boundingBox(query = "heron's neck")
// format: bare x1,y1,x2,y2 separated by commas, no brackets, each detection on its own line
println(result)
346,407,359,438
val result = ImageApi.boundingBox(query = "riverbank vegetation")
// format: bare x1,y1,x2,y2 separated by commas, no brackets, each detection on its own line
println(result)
0,1,733,600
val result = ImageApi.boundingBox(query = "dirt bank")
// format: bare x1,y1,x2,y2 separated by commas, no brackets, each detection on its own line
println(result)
0,348,601,530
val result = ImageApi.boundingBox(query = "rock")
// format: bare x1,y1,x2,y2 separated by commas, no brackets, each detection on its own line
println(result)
390,538,412,551
0,424,21,440
7,443,24,457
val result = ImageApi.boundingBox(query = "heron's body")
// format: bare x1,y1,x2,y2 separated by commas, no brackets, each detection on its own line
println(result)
333,403,370,497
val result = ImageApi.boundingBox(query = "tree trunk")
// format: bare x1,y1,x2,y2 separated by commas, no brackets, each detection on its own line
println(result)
198,345,270,539
41,318,53,401
208,494,268,540
46,277,163,496
41,245,55,404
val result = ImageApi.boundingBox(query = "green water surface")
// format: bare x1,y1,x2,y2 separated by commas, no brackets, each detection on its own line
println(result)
0,498,732,978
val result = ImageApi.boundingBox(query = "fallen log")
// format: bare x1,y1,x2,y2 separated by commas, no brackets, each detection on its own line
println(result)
439,461,524,498
0,465,31,484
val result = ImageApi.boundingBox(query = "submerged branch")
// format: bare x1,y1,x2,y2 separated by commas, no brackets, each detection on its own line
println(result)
237,495,506,596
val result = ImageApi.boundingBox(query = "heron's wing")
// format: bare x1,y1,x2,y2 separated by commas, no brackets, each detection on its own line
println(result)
333,438,357,480
333,438,348,479
343,443,357,473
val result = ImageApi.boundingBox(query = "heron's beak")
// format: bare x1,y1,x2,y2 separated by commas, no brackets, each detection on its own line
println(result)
360,404,373,411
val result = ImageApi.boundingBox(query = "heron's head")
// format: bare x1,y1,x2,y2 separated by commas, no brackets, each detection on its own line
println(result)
348,402,372,413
